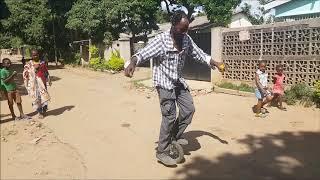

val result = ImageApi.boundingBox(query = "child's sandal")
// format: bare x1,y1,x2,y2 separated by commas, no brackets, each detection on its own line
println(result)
261,107,269,114
255,113,267,118
20,115,32,120
278,106,287,111
14,117,21,121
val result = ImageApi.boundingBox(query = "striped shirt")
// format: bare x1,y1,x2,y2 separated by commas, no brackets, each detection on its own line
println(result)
134,30,212,90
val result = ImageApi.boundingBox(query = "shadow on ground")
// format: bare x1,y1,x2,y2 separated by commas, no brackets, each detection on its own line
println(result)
174,131,320,180
45,105,75,116
47,64,65,70
0,105,75,124
183,130,228,155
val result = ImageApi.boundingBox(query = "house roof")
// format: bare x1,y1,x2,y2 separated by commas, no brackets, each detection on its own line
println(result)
263,0,293,10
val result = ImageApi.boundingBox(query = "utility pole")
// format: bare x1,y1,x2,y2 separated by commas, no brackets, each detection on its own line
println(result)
88,38,92,62
53,15,58,66
49,0,58,66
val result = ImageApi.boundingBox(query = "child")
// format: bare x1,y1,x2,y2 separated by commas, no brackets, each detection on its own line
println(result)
23,50,51,119
0,63,7,100
272,64,286,110
0,58,30,120
255,60,273,118
0,78,7,101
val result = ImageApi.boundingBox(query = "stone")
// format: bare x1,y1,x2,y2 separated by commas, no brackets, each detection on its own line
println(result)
16,145,22,151
1,137,7,142
29,137,42,145
35,122,43,128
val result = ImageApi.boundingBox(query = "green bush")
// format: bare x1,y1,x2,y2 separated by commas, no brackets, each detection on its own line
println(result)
218,82,254,93
284,90,297,105
86,49,124,72
313,80,320,107
106,50,124,71
284,83,314,107
65,52,81,65
89,57,103,70
89,45,99,58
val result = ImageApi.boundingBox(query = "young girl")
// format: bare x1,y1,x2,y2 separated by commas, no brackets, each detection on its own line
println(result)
23,50,51,119
272,64,286,110
255,60,273,118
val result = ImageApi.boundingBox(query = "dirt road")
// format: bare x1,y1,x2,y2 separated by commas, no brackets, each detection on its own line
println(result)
1,64,320,179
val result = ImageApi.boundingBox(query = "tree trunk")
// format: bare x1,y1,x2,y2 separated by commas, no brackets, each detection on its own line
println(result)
185,4,194,22
163,0,172,15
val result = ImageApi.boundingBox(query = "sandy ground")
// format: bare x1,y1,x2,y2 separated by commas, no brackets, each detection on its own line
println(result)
1,63,320,179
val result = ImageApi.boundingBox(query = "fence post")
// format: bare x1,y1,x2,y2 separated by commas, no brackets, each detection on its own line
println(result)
211,27,223,85
118,34,131,62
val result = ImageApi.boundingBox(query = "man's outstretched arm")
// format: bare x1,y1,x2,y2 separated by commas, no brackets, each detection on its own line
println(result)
125,36,163,77
188,37,225,72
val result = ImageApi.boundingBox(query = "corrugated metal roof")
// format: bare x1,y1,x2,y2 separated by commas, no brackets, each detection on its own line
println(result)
263,0,292,10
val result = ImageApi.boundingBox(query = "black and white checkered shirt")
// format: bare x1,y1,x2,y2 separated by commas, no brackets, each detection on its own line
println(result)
134,30,212,90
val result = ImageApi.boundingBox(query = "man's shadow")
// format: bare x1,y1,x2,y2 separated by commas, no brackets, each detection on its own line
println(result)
182,130,228,155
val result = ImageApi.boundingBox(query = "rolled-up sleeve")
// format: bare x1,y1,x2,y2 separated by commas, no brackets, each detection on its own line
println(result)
134,35,163,65
188,36,212,67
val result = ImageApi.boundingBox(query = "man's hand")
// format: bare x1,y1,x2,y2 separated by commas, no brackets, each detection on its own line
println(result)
124,57,137,78
210,59,226,73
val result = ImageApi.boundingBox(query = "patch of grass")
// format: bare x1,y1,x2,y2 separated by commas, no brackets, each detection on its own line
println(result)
132,78,152,89
218,82,255,93
284,83,317,107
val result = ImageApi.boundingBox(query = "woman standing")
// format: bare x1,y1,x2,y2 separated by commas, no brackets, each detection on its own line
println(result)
23,50,51,119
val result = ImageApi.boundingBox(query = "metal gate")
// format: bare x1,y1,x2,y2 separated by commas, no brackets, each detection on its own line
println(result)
183,31,211,81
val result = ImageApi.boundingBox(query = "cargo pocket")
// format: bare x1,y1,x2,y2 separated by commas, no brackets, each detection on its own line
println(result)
161,99,175,116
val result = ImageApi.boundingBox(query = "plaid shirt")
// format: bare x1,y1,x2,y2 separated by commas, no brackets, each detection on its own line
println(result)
134,30,212,90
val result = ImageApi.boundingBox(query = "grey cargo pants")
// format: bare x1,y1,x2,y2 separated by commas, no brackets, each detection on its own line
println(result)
156,83,195,153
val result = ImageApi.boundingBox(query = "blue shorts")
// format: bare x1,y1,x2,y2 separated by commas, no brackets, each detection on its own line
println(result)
255,89,271,100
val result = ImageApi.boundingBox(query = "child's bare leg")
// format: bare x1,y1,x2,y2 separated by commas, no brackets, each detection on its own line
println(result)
8,103,16,119
262,96,273,107
279,95,283,108
278,95,287,110
7,92,16,119
17,103,25,117
256,100,263,113
272,94,278,107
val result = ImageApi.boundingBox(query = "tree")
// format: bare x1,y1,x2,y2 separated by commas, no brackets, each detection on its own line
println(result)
201,0,241,26
48,0,76,59
67,0,160,45
104,0,159,38
66,0,106,42
155,9,170,24
159,0,240,26
1,0,51,48
241,0,274,25
0,0,11,48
